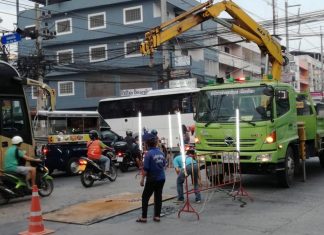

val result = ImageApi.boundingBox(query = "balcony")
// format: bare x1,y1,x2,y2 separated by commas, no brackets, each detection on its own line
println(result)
218,52,261,74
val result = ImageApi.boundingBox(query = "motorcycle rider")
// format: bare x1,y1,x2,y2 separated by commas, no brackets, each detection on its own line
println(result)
151,129,168,159
87,130,111,176
4,136,42,188
125,130,141,166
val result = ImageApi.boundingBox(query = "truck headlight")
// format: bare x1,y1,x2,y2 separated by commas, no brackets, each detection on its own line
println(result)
256,153,272,162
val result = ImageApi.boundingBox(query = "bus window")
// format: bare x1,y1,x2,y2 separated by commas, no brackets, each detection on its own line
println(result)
2,100,24,131
49,117,67,135
1,99,29,140
181,95,193,114
84,117,98,133
67,117,83,134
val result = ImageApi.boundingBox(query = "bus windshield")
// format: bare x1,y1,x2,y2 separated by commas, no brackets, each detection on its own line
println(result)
196,86,272,123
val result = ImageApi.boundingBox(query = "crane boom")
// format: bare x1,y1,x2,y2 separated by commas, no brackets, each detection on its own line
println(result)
140,0,285,80
14,76,56,111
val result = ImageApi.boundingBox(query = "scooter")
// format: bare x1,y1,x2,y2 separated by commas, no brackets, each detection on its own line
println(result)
78,150,118,187
0,157,54,205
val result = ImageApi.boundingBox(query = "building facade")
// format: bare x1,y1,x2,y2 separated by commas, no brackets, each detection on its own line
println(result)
19,0,262,111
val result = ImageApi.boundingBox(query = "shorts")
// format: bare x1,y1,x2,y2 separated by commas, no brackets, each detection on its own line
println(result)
15,166,33,175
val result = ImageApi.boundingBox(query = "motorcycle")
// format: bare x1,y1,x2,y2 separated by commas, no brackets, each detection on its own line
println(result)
113,141,142,172
0,157,54,205
78,150,118,187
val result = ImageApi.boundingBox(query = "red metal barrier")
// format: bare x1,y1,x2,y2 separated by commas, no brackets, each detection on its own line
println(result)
177,151,252,220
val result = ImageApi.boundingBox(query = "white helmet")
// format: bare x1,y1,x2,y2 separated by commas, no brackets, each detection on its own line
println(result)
12,136,23,145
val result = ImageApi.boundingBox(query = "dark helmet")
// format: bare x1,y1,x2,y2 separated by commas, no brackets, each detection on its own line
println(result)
126,130,133,136
89,130,99,140
151,129,158,136
142,133,158,147
186,149,196,156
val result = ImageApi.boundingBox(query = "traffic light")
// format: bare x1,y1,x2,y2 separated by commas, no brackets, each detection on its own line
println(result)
16,27,38,40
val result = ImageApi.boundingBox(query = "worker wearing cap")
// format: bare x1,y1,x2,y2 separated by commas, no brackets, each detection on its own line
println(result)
137,133,166,223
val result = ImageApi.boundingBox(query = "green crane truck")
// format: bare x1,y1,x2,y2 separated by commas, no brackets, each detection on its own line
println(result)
194,79,324,187
138,0,324,187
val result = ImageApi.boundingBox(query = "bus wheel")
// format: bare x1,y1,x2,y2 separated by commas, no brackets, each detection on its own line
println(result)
0,192,9,205
66,157,79,175
277,147,295,188
319,151,324,168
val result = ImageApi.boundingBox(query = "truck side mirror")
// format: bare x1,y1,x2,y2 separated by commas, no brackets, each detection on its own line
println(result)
263,86,274,97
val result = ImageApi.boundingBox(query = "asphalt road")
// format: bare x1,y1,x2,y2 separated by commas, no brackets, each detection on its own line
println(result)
1,159,324,235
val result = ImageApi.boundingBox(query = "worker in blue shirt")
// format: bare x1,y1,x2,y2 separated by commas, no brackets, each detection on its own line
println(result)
173,149,201,203
137,133,166,223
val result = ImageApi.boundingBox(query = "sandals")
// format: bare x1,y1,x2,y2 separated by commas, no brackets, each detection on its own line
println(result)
136,218,147,223
136,217,160,223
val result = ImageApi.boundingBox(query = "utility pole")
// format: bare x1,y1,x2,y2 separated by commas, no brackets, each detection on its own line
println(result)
35,3,45,111
272,0,276,36
161,0,170,88
321,26,323,93
285,0,301,52
16,0,19,26
285,1,289,52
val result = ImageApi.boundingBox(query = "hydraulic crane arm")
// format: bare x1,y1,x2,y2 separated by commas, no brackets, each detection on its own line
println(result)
140,0,285,80
14,76,56,111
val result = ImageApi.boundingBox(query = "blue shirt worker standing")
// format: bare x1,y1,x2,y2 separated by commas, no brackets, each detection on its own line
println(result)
173,149,201,203
137,133,166,223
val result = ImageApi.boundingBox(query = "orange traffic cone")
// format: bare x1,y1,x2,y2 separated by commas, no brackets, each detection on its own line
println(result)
19,185,54,235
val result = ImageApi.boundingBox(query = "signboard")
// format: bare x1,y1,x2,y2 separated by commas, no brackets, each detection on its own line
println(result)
1,33,21,45
174,55,191,67
120,87,152,97
169,78,197,89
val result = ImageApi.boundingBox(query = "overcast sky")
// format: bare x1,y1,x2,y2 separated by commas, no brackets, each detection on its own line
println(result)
1,0,324,52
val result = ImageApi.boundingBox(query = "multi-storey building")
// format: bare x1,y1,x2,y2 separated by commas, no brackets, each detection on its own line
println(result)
19,0,262,111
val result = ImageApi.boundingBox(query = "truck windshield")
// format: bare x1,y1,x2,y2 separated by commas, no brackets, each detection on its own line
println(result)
196,86,272,123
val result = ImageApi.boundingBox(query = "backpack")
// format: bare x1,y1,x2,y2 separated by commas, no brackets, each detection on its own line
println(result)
15,147,26,166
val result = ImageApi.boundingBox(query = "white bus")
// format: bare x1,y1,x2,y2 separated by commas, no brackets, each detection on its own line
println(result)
98,88,200,150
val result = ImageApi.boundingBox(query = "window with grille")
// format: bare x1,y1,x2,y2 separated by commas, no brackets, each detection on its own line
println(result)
125,40,142,58
55,18,72,35
58,81,74,96
89,45,107,62
57,49,73,64
88,12,106,30
123,6,143,24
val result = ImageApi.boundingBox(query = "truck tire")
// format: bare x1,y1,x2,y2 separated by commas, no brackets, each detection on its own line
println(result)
277,147,295,188
319,151,324,168
66,157,79,175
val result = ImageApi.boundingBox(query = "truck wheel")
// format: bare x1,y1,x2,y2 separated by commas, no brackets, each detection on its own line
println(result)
319,151,324,168
206,165,223,186
277,147,295,188
66,157,79,175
